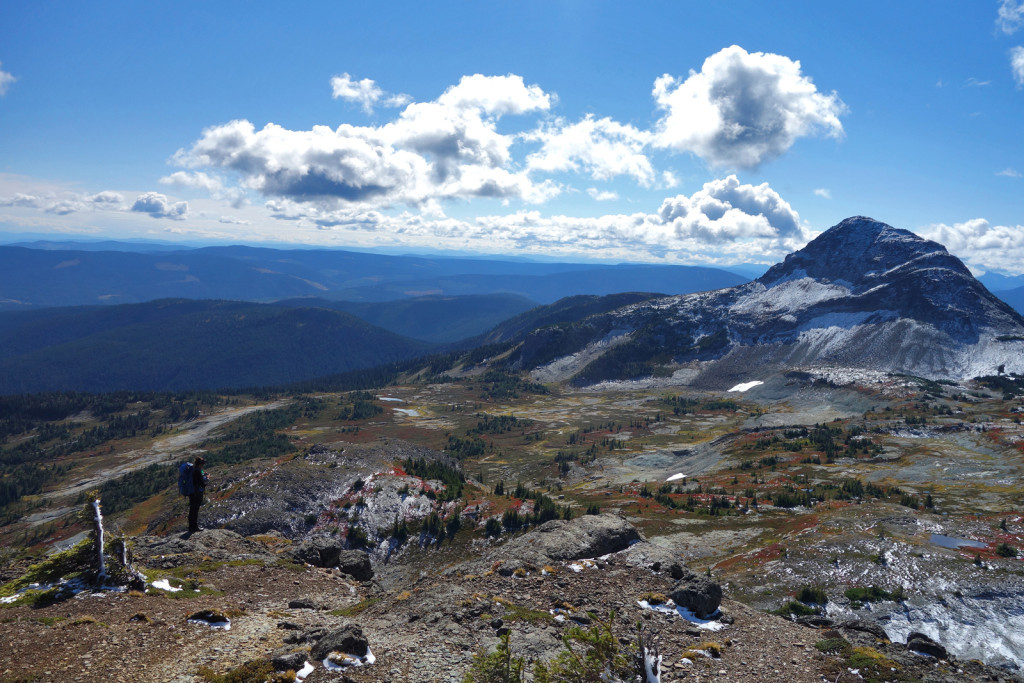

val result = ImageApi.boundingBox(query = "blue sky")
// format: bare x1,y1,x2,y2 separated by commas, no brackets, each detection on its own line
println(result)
1,1,1022,273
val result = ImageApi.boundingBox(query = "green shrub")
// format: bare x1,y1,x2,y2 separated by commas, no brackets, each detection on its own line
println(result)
843,586,893,603
347,526,368,548
773,600,819,617
996,542,1018,558
796,585,828,605
533,613,634,683
197,659,294,682
815,637,851,654
463,633,524,683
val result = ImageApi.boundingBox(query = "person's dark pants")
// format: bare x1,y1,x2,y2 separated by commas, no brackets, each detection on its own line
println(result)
188,493,203,532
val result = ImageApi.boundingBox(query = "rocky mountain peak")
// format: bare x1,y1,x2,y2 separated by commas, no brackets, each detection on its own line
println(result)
516,215,1024,383
759,216,969,292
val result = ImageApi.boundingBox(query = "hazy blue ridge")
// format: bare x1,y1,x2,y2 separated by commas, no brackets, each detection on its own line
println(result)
0,300,433,394
0,243,748,310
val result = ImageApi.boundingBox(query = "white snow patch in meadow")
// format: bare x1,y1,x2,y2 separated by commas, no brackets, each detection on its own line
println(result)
378,397,403,402
150,579,182,592
728,381,763,393
296,661,315,681
324,647,375,670
567,558,599,573
637,600,726,631
666,473,687,482
188,616,231,630
393,408,419,417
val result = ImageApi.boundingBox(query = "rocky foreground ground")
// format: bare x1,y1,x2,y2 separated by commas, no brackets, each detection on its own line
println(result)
1,515,1019,683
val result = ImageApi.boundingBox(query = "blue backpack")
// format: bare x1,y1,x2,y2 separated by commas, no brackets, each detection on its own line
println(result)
178,462,195,496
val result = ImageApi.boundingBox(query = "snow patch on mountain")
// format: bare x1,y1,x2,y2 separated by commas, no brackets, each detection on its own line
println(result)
530,329,632,383
730,278,850,316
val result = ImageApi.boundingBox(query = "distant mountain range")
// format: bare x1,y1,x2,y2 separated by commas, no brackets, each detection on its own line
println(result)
0,242,748,309
2,222,1022,394
0,292,667,394
273,294,537,344
507,217,1024,386
0,299,432,394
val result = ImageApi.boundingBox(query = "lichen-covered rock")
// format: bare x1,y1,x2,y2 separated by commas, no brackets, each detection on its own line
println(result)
310,624,369,660
669,573,722,619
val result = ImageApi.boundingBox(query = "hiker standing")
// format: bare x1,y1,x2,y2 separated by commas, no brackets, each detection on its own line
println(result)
186,456,208,533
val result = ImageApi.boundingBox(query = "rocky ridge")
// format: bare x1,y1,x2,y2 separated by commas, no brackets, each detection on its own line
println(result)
2,517,1019,682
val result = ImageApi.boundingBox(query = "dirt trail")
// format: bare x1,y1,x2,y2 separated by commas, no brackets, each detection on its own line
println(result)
41,400,290,505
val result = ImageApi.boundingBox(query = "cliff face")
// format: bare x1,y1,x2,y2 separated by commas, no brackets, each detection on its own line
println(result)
518,217,1024,384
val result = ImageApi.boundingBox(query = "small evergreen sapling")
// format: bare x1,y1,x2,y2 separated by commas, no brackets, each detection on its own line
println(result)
463,632,524,683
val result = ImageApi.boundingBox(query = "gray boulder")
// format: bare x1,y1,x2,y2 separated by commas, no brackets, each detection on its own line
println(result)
337,550,373,581
271,649,307,672
615,541,687,579
906,632,947,659
311,624,370,660
498,513,643,564
288,536,342,568
838,618,888,641
669,573,722,619
796,615,834,628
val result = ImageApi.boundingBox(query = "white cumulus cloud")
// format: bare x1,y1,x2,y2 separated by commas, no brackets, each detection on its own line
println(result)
998,0,1024,34
330,73,410,113
0,193,48,208
45,200,81,215
88,191,125,205
160,170,223,192
656,175,805,245
918,218,1024,274
814,188,832,199
0,62,15,96
0,189,125,214
160,171,246,207
652,45,845,170
131,192,188,219
997,167,1022,177
526,115,654,185
175,74,558,208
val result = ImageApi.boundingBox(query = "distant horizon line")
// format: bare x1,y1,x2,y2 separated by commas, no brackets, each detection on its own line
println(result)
0,230,774,276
